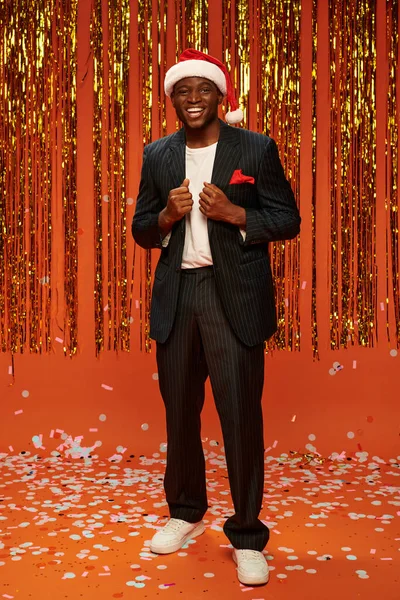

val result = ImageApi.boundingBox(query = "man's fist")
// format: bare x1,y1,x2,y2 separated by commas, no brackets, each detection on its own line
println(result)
199,182,246,227
165,178,193,223
158,179,193,236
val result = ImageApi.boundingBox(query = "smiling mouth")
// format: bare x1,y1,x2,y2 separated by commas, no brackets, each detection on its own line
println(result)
186,108,205,118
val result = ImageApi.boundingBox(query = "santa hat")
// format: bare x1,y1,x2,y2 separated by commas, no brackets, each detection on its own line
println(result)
164,49,244,124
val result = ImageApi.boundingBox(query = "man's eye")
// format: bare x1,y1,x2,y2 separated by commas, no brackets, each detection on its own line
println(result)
200,88,210,93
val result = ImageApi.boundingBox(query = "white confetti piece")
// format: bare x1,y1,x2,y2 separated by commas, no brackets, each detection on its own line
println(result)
127,197,134,205
291,415,296,422
301,281,307,289
55,337,63,344
103,304,109,312
101,384,113,391
390,349,398,357
141,423,149,431
103,195,110,202
22,390,30,398
272,440,278,448
99,414,107,422
14,409,23,415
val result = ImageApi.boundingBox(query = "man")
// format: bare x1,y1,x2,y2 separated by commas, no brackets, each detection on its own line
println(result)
132,49,301,586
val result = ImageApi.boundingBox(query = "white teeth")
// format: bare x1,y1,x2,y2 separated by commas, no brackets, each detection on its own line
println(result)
187,108,203,113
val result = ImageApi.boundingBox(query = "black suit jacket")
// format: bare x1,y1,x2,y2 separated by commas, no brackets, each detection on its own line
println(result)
132,120,301,346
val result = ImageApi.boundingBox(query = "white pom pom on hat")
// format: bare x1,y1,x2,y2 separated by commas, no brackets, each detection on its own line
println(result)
164,48,244,124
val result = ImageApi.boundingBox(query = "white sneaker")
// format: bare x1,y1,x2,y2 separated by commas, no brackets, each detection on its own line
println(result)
232,549,270,585
150,518,205,554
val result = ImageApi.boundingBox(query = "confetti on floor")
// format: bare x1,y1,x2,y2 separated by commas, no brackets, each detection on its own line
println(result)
0,447,399,599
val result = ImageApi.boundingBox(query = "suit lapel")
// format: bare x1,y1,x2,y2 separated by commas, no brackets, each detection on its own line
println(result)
208,121,241,238
211,121,242,188
166,127,186,189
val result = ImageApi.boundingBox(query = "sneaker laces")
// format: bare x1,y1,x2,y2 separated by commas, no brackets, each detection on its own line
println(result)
236,549,266,563
162,518,187,533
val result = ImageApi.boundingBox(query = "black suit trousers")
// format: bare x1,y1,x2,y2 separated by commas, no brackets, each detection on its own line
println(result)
156,266,270,551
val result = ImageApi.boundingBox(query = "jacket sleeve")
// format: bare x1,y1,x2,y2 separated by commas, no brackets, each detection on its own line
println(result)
131,147,164,249
243,137,301,245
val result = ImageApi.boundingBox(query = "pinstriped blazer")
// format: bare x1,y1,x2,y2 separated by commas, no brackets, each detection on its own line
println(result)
132,120,301,346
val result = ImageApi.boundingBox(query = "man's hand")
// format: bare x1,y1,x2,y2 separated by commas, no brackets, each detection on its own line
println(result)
158,178,193,235
199,182,246,228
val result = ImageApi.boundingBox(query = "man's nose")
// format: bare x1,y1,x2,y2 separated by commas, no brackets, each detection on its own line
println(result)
187,90,201,102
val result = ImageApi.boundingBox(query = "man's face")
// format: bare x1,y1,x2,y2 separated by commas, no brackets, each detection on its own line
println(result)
171,77,223,130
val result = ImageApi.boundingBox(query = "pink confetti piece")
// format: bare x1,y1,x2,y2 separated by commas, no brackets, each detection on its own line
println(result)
56,428,64,433
135,300,139,308
380,302,385,311
49,430,54,438
353,360,357,369
370,549,376,554
8,366,12,375
98,573,110,576
284,298,289,307
101,384,113,391
264,446,271,453
103,566,110,572
3,595,14,599
380,558,392,561
8,446,13,452
55,337,63,344
301,281,307,289
103,304,109,312
82,571,88,577
291,415,296,422
14,409,23,415
272,440,278,448
273,529,281,535
89,428,98,432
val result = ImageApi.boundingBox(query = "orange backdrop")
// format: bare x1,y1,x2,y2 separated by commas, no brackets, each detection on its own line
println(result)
0,0,399,463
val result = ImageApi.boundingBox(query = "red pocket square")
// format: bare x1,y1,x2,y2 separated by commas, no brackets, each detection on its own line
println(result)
229,169,255,185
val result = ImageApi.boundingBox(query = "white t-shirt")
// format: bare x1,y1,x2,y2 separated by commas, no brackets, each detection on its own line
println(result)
181,142,217,268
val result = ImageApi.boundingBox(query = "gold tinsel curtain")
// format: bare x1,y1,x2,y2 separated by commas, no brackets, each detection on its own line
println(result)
0,0,399,358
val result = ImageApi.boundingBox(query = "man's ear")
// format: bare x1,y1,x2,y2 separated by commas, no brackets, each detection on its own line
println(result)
218,93,223,106
170,93,176,107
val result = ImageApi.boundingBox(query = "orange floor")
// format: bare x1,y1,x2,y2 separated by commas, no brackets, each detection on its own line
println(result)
0,443,399,600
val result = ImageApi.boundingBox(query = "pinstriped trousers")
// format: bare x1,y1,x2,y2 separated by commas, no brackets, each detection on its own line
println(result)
156,266,270,551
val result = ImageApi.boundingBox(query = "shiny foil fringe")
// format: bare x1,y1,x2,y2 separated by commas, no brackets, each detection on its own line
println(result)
2,1,399,358
0,0,78,357
329,0,377,349
386,0,400,345
92,0,130,355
